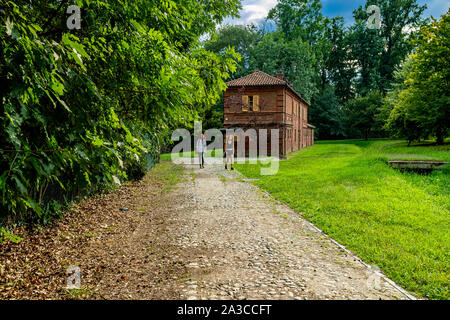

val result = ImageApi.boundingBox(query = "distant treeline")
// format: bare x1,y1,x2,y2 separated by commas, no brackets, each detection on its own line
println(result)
203,0,449,144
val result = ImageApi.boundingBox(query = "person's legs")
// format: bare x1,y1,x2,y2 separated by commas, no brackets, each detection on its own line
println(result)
230,152,234,170
198,152,202,168
201,152,205,168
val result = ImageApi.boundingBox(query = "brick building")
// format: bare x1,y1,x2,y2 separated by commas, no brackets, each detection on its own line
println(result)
223,70,315,156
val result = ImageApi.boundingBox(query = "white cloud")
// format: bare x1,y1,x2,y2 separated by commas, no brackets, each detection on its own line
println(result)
224,0,278,25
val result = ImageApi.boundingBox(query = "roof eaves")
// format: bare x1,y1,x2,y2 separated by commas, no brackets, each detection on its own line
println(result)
225,71,309,105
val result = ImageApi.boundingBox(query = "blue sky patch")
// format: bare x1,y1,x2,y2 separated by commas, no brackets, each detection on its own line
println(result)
224,0,449,26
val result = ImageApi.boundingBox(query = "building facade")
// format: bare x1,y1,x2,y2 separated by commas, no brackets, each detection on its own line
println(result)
223,71,315,156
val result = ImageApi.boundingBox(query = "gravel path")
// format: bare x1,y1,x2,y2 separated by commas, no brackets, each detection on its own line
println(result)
160,163,413,300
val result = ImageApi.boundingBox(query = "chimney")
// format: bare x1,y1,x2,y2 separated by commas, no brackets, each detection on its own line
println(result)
276,71,284,80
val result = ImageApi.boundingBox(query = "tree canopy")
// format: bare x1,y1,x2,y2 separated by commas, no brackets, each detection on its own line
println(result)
0,0,240,223
205,0,446,143
384,10,450,144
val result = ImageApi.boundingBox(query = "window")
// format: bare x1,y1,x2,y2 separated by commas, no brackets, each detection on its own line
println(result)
242,95,249,111
253,95,259,111
242,95,259,112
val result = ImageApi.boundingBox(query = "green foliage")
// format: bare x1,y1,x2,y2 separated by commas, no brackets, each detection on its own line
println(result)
348,19,384,95
384,10,450,145
204,24,259,80
344,91,384,140
350,0,427,93
236,139,450,299
381,60,422,144
323,17,356,103
205,0,433,142
268,0,325,44
0,0,240,224
309,85,345,139
0,227,23,244
248,32,318,102
202,100,225,130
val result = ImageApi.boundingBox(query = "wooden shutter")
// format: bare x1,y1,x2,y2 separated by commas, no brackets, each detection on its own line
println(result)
242,95,249,111
253,95,260,111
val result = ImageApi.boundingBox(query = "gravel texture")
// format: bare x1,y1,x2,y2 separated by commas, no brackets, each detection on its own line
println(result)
159,163,411,300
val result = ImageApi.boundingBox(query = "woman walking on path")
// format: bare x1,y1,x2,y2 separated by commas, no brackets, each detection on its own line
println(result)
196,133,207,169
225,134,234,170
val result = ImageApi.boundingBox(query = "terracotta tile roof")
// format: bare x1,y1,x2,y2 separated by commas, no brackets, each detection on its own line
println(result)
226,70,287,87
226,70,309,105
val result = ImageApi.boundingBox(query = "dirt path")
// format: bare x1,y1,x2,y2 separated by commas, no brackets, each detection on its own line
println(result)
0,162,414,300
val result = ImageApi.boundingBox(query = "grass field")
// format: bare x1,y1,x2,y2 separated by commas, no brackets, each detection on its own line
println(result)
234,139,449,300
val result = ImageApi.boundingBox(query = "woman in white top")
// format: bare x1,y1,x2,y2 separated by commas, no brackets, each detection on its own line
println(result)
196,133,207,169
225,134,234,170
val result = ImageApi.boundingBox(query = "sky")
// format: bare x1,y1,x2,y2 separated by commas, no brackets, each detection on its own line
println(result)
224,0,450,26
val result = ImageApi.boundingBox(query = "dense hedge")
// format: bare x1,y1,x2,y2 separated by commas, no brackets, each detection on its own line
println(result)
0,0,240,226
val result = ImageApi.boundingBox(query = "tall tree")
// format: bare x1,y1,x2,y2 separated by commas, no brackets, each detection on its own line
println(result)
344,91,385,140
385,10,450,144
351,0,427,93
204,24,259,79
248,32,318,102
268,0,325,44
324,17,356,103
381,59,423,144
377,0,427,91
268,0,353,136
309,85,346,139
348,14,384,95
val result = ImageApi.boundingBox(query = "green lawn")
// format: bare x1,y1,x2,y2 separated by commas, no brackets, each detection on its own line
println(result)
235,139,450,300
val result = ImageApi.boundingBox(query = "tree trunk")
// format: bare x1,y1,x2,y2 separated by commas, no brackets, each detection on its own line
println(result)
436,128,444,145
